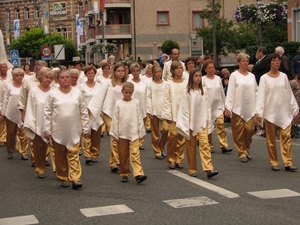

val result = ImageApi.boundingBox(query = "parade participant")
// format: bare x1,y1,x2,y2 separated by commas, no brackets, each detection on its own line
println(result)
70,68,80,88
24,67,54,178
0,61,12,147
110,82,147,183
44,70,91,189
80,65,103,164
162,61,187,169
183,57,196,80
162,48,186,81
88,62,126,173
202,59,232,153
225,53,257,163
147,66,168,159
128,63,147,150
22,63,34,79
255,53,298,172
95,63,111,84
1,68,28,160
177,68,218,178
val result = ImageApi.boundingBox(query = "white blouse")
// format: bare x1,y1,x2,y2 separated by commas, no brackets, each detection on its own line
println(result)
146,80,167,119
202,75,225,121
225,71,257,122
110,99,146,142
43,87,90,148
79,82,103,130
255,72,299,129
131,79,147,118
162,79,188,122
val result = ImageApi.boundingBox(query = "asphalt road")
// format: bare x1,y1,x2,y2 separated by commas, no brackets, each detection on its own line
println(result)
0,126,300,225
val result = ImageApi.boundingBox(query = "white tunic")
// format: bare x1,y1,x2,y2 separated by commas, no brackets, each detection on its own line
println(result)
1,83,22,127
110,99,146,141
79,82,103,130
88,81,123,119
202,75,225,121
176,88,212,140
162,60,186,81
225,71,257,122
182,71,189,80
131,80,147,118
0,75,12,111
95,74,110,85
18,74,39,110
43,87,90,148
255,72,299,129
146,80,167,119
24,86,53,142
162,79,188,122
141,76,152,85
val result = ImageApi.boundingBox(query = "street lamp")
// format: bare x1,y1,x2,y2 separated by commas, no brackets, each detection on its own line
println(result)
257,0,263,46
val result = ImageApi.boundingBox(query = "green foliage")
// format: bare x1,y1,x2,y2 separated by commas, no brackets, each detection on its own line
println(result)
161,39,180,55
9,27,78,63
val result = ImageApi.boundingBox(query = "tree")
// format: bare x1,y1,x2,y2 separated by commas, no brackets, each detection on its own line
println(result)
9,28,78,64
161,39,180,55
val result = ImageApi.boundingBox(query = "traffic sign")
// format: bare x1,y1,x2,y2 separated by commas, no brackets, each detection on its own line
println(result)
41,56,52,61
11,58,19,67
10,50,19,58
41,46,52,57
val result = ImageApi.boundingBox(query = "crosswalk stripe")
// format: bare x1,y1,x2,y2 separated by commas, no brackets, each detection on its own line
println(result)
80,204,134,217
168,170,240,198
248,188,300,199
163,196,219,208
0,215,39,225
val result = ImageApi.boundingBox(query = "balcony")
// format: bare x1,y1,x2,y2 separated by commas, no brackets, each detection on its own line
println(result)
105,0,131,8
95,24,131,39
79,10,86,21
86,29,96,41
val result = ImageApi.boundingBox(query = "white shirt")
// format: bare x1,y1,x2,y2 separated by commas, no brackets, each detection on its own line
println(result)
202,75,225,121
146,80,167,119
225,71,257,122
255,72,299,129
131,79,147,118
110,99,146,141
18,74,40,110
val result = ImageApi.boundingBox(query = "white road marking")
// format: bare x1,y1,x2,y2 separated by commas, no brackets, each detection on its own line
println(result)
248,188,300,199
0,215,39,225
80,204,134,217
163,196,219,208
168,170,240,198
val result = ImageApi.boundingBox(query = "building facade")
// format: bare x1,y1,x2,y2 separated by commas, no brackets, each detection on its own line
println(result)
287,0,300,42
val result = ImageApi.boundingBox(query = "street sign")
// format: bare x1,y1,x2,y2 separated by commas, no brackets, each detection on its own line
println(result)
10,50,19,58
11,58,20,67
54,44,65,60
41,46,52,57
41,56,52,61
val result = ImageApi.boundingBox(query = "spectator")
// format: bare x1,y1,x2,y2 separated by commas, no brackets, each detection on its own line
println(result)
291,46,300,79
275,46,291,79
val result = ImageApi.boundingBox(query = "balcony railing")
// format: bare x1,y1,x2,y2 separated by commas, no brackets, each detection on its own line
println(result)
95,24,131,36
105,0,131,3
79,10,85,18
86,29,96,39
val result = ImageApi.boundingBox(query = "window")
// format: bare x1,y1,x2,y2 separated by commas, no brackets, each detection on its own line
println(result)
24,7,30,19
15,8,20,19
157,11,169,25
193,11,203,30
5,9,10,21
53,2,67,16
296,10,300,41
55,27,67,38
78,1,83,13
34,6,39,18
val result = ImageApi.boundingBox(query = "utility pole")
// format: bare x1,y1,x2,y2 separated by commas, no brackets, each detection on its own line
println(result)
257,0,263,46
212,0,217,66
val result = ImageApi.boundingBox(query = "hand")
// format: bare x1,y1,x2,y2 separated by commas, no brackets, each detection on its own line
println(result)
140,136,145,142
83,131,91,138
20,110,25,123
255,114,262,124
148,114,153,119
294,114,299,120
44,132,51,140
224,109,231,118
166,120,172,124
113,137,118,142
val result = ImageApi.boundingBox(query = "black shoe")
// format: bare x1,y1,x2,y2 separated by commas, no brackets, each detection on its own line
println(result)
135,175,147,183
85,158,92,164
31,162,35,167
221,147,232,153
111,166,119,173
121,176,128,183
139,146,145,150
155,155,164,160
45,161,50,166
72,181,82,189
285,165,297,172
271,166,280,171
91,158,97,163
7,152,13,159
207,171,218,178
146,129,151,133
61,181,69,187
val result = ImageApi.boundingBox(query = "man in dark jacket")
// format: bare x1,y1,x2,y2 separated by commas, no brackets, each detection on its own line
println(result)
251,46,269,85
291,47,300,79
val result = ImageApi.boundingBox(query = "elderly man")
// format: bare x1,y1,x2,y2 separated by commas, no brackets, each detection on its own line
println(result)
275,46,290,79
251,46,269,85
291,47,300,80
162,48,186,81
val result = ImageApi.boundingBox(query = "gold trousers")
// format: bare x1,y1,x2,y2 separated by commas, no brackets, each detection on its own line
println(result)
0,120,6,143
118,138,144,178
100,112,109,134
5,119,28,156
82,126,102,159
48,140,55,172
52,140,81,182
264,119,293,167
144,115,151,130
167,121,185,164
231,113,254,158
33,135,48,174
159,119,169,153
150,116,164,156
30,139,50,163
103,113,119,167
185,128,213,173
208,114,228,149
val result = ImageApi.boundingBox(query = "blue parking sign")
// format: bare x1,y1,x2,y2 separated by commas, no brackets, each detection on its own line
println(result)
10,50,19,58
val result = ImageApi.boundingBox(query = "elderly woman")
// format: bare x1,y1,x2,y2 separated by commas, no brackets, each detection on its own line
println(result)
255,53,299,172
70,68,80,88
225,53,257,163
80,65,103,164
24,67,55,178
0,68,28,159
44,70,91,189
